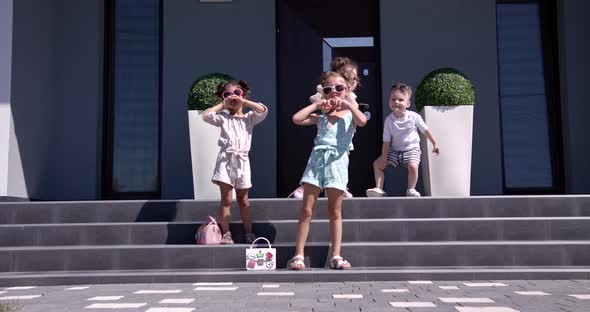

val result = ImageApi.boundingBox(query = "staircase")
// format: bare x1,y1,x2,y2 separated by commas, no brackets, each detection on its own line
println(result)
0,196,589,286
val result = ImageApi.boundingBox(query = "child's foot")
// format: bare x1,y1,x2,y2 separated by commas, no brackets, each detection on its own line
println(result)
288,255,305,270
330,256,352,270
288,186,304,198
221,232,234,244
343,189,354,198
365,187,386,197
244,233,256,244
405,188,421,197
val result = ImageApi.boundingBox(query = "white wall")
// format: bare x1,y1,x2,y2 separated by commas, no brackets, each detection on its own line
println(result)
558,0,590,194
162,0,277,198
379,0,503,195
0,0,13,196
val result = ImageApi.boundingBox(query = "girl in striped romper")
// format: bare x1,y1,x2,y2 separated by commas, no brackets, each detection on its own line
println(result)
202,80,268,244
366,83,440,197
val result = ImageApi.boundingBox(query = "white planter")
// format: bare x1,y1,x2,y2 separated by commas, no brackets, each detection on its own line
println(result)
188,110,220,200
420,105,473,197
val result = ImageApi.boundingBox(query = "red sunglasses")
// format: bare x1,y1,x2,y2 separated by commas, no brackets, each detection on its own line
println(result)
222,88,243,99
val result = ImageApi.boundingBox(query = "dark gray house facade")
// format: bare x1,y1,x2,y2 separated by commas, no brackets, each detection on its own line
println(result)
1,0,588,200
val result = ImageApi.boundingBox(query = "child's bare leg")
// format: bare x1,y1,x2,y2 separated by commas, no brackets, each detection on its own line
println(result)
294,183,320,256
407,162,419,190
235,188,252,234
372,159,385,189
326,187,343,258
218,183,234,234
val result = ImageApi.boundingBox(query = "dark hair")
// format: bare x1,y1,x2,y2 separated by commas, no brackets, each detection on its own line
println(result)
390,82,413,98
320,71,349,88
215,80,251,98
330,57,360,86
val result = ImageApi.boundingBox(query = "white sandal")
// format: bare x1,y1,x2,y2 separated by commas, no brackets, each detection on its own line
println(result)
330,256,351,270
288,255,305,270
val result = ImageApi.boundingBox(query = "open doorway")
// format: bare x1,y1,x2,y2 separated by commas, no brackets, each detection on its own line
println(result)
276,0,381,197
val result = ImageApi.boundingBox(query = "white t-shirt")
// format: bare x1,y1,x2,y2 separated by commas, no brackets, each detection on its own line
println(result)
382,111,428,151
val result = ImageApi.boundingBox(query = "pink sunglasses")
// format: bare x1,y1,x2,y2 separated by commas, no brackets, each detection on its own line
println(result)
222,88,243,99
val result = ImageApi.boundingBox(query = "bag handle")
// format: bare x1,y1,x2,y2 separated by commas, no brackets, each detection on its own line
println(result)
207,216,217,226
249,237,271,249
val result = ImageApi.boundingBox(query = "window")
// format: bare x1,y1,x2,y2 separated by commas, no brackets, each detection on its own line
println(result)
103,0,161,198
496,0,563,193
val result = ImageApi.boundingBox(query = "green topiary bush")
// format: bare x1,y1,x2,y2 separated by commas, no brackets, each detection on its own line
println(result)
187,72,234,111
415,68,475,112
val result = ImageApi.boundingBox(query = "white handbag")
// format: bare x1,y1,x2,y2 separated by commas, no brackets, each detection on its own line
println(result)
245,237,276,270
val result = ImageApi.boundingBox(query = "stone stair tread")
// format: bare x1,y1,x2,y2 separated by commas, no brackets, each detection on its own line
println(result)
0,267,588,286
2,216,590,227
2,240,590,251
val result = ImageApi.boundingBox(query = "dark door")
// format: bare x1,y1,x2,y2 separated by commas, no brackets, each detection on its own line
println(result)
277,0,381,197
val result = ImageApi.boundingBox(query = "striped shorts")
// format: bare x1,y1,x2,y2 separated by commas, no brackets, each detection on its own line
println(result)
387,147,421,168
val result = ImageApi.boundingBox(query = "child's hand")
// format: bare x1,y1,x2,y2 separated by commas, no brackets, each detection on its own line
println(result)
321,99,335,113
339,99,352,110
223,95,243,109
432,144,440,155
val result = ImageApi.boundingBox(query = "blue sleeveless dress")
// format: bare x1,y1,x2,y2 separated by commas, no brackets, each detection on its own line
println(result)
300,111,355,191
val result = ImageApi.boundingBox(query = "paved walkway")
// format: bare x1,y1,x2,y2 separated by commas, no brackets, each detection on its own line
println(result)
1,280,589,312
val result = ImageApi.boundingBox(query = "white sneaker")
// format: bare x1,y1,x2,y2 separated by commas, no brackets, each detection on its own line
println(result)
366,187,386,197
405,188,421,197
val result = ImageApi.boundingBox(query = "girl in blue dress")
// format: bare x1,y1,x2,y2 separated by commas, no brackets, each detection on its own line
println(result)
288,72,367,270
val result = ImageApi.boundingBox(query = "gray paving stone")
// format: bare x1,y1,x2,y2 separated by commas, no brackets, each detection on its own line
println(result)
4,280,590,312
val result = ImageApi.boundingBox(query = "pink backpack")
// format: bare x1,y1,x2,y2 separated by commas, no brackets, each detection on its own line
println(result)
195,216,222,245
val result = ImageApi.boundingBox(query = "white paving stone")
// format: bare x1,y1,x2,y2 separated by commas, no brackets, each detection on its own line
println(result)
439,286,460,290
463,283,508,287
439,297,495,303
454,307,520,312
514,291,550,296
332,294,363,299
194,287,238,291
262,284,280,288
380,288,409,293
134,290,182,294
0,295,41,300
4,286,37,290
66,286,90,290
390,301,436,308
192,282,233,286
87,296,124,301
145,308,195,312
257,292,294,296
85,303,146,309
159,299,195,304
408,280,433,284
568,294,590,299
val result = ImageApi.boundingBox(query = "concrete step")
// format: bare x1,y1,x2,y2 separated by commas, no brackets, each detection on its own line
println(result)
0,266,588,286
1,196,589,224
1,241,588,273
1,217,589,246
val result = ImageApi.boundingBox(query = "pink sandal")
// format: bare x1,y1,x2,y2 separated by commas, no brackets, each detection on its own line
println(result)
288,186,304,198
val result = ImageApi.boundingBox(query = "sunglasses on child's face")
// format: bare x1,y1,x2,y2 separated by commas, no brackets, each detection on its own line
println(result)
222,88,243,99
322,84,347,95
